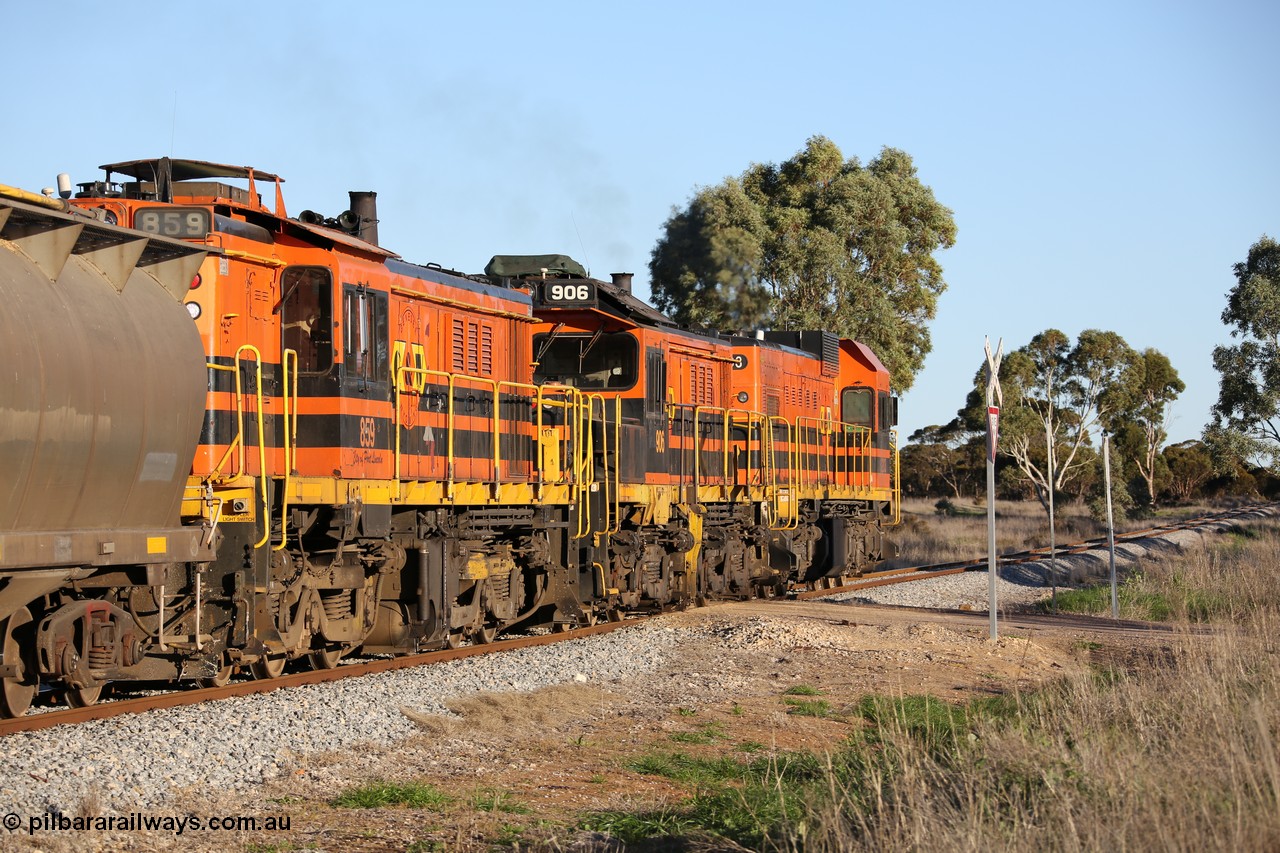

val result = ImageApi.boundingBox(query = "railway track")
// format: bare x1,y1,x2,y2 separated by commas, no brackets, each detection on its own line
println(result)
3,503,1269,737
794,502,1276,600
0,619,640,737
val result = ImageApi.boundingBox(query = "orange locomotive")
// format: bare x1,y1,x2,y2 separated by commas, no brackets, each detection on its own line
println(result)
497,261,900,605
0,159,898,715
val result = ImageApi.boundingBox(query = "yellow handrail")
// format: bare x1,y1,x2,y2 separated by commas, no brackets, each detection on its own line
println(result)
768,415,799,531
232,345,270,548
891,429,902,525
394,366,586,500
577,390,598,539
394,367,455,493
273,348,298,551
586,392,623,537
204,361,241,480
732,409,757,489
610,395,621,534
582,394,609,539
690,405,747,491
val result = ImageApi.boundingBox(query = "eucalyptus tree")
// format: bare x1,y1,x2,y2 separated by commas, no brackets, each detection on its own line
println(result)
959,329,1140,513
902,421,983,499
649,136,956,391
1162,441,1215,502
1106,348,1185,505
1208,235,1280,471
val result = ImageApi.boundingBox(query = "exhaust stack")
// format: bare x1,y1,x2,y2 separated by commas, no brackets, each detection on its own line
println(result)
348,191,379,246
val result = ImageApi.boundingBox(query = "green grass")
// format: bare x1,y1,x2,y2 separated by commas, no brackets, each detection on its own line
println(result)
473,788,531,814
784,698,833,717
404,842,445,853
1039,576,1174,620
669,721,729,744
782,684,823,696
579,805,700,843
1042,572,1235,622
589,693,1037,849
490,824,527,846
331,780,452,809
626,750,746,784
587,753,804,848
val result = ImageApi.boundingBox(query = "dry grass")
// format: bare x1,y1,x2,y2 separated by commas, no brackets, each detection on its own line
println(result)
885,498,1218,568
784,518,1280,852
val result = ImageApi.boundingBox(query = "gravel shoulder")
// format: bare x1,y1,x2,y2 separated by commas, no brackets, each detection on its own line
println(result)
4,510,1269,852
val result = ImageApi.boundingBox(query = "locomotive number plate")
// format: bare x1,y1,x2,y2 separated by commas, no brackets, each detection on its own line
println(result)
541,281,596,306
135,207,212,239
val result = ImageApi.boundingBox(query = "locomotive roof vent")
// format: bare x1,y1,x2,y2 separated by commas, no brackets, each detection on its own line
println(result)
485,254,588,281
763,330,841,376
610,272,633,294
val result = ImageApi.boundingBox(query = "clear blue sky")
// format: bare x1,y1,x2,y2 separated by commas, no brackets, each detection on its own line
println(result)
6,1,1275,445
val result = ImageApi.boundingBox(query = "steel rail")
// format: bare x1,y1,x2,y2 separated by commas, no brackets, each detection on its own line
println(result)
0,618,639,737
794,502,1277,600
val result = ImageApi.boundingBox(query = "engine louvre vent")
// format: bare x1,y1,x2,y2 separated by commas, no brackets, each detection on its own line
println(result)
761,330,840,377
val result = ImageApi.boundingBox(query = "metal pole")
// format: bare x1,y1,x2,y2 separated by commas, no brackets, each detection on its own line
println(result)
987,451,998,640
1104,434,1118,619
1046,421,1057,612
984,337,1003,642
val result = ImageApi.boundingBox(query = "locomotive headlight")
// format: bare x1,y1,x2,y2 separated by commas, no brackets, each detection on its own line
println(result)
737,391,749,404
184,302,202,320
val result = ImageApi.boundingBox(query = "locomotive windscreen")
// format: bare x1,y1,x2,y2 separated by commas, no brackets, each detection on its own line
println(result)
533,332,637,390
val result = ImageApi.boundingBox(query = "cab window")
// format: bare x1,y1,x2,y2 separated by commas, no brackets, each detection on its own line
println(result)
344,285,388,383
533,332,638,390
279,266,333,374
841,387,873,427
878,391,897,430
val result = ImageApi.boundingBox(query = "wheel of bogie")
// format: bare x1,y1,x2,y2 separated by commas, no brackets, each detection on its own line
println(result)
445,632,464,650
199,655,236,688
308,645,344,671
583,610,599,628
250,654,287,680
1,607,36,718
475,623,499,644
64,685,103,708
606,606,624,623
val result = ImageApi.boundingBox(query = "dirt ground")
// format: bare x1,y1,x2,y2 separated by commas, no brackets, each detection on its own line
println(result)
38,597,1182,853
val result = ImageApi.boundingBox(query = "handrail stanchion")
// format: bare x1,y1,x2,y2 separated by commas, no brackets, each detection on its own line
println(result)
611,394,622,534
272,348,298,551
204,361,242,480
232,345,270,549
